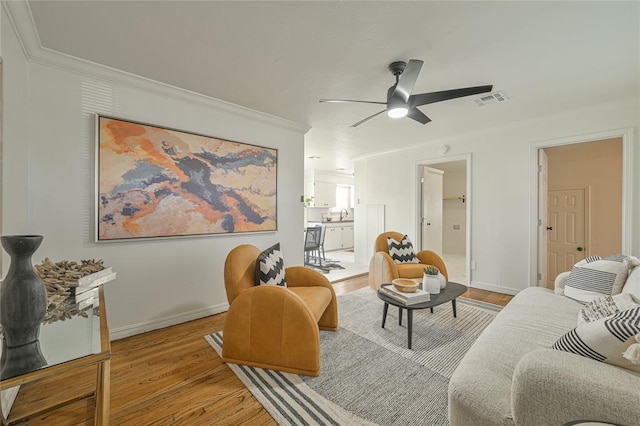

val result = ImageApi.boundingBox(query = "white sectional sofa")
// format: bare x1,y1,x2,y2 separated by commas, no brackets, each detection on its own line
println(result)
448,264,640,426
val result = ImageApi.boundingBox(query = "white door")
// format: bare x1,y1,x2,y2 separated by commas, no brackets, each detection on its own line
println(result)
538,149,549,288
421,167,443,254
547,188,586,287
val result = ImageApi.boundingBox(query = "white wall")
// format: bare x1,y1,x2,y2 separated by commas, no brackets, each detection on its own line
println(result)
1,10,29,239
354,98,639,295
2,14,308,339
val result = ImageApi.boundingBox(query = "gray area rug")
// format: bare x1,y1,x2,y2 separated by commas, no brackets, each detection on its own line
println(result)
206,286,501,425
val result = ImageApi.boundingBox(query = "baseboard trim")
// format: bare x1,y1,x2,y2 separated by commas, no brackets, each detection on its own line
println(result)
470,281,521,296
110,303,229,341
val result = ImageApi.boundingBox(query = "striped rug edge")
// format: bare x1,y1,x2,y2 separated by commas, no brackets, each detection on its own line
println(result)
205,333,376,426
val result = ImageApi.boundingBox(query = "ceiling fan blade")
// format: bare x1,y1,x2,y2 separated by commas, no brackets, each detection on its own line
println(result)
392,59,424,102
350,110,386,128
407,108,432,125
411,85,493,107
319,99,387,105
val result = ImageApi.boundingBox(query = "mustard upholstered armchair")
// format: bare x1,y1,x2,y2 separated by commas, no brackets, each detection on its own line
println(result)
368,231,449,290
222,244,338,377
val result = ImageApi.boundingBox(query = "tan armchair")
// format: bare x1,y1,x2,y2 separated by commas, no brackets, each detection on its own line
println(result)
222,244,338,377
369,231,449,290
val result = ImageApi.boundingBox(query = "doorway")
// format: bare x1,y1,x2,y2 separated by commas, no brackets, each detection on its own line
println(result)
418,156,470,285
533,132,632,288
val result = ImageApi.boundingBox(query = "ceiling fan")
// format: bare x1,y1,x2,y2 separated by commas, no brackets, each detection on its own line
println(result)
320,59,493,127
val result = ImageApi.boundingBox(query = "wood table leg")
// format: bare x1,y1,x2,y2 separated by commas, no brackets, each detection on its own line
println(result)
381,303,389,328
452,299,457,318
94,358,110,426
407,309,413,349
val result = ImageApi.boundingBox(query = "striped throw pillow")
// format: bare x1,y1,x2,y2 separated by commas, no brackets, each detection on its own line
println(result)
254,243,287,287
553,307,640,372
564,255,630,303
387,235,420,264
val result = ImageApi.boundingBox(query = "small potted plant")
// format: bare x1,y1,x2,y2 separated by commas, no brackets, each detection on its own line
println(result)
422,265,445,294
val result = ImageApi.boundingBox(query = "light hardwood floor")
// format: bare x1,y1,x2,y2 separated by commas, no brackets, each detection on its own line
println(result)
9,275,512,425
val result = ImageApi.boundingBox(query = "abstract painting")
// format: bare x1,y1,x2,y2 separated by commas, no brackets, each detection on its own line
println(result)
96,115,277,241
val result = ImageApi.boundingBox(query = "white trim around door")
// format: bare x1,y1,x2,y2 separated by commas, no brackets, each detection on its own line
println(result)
415,153,472,286
529,127,635,288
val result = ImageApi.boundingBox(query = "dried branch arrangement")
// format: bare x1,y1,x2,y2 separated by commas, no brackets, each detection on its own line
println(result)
35,258,106,324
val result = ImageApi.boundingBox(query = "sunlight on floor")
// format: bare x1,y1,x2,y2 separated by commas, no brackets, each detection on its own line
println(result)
308,249,369,283
307,250,466,285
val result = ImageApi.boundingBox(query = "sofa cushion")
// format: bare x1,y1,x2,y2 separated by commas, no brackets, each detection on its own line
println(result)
449,287,582,426
578,293,640,325
622,265,640,300
552,306,640,373
387,234,420,264
254,243,287,287
564,255,630,303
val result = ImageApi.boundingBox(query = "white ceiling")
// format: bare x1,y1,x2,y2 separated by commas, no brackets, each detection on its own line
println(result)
27,1,640,173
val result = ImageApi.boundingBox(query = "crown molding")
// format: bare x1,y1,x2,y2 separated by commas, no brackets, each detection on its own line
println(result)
2,0,310,135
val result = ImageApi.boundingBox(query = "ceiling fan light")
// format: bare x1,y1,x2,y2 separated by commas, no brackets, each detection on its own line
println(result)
388,107,408,118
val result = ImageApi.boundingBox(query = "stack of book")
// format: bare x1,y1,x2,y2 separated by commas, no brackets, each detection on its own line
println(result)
380,284,431,305
69,267,117,297
72,287,99,306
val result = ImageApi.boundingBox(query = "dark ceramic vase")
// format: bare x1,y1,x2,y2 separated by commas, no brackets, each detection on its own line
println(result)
0,339,47,380
0,235,47,349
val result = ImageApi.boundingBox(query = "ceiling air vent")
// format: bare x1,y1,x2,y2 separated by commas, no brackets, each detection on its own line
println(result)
474,91,508,107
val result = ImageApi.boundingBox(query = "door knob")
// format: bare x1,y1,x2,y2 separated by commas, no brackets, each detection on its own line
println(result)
546,226,553,231
577,247,584,252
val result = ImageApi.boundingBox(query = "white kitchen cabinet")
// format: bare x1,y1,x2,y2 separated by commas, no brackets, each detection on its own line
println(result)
323,226,341,251
314,182,336,207
341,225,354,249
323,223,354,251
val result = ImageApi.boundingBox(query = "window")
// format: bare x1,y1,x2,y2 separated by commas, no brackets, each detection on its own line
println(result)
336,185,353,209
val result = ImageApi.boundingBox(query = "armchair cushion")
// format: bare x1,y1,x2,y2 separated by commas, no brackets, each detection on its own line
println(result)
397,263,427,278
288,287,332,322
254,242,287,287
387,234,420,264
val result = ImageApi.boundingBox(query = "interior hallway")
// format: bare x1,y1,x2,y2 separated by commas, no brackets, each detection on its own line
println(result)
441,252,467,285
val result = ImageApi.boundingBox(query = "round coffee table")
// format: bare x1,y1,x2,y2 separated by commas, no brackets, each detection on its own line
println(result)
377,282,467,349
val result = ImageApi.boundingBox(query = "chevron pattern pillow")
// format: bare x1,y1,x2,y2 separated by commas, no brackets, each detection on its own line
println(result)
552,306,640,372
387,235,420,264
254,243,287,287
564,255,630,303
